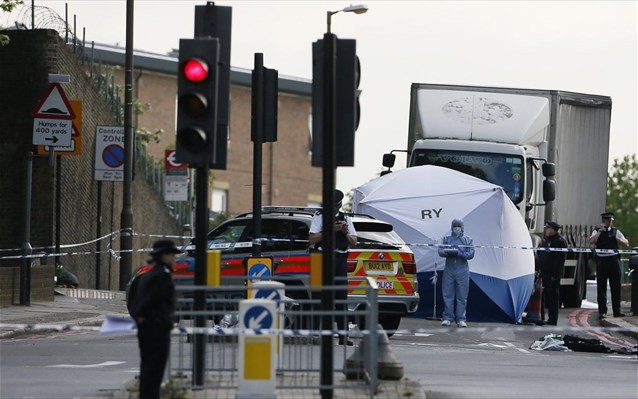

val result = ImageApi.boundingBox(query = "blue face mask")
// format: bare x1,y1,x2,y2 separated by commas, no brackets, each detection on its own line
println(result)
453,227,462,235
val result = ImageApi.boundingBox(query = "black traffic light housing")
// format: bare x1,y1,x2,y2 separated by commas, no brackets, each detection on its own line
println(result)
176,38,219,166
311,37,360,167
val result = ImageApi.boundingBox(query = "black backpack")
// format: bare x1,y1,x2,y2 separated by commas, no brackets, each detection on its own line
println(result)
126,267,145,317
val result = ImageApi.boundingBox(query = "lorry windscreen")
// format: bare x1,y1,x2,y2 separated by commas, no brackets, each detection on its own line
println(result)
411,149,524,204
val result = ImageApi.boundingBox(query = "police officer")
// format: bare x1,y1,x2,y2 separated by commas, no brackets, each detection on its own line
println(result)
537,221,567,326
309,189,357,345
130,239,181,399
590,212,630,320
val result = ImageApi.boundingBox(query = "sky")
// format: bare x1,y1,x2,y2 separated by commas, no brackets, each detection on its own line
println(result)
7,0,638,193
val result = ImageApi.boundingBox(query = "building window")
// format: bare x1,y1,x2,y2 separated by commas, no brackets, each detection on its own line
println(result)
211,188,228,214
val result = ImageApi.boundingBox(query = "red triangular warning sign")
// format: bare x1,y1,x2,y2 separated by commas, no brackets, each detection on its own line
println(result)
32,83,76,119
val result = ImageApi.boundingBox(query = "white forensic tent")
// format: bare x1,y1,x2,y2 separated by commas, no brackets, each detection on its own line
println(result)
353,165,534,323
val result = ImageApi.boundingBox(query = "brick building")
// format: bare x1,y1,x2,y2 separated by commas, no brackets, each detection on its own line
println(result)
95,43,322,215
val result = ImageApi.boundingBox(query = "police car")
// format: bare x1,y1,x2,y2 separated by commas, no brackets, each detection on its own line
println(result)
172,207,419,334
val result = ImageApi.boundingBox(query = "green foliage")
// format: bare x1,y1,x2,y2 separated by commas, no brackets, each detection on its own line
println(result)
607,154,638,247
342,189,354,213
1,0,23,13
0,0,24,46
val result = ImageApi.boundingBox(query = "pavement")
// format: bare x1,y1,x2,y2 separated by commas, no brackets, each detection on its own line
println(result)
0,288,426,399
1,289,637,398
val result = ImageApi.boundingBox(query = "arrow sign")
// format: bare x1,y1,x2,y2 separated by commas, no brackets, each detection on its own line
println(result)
33,118,72,146
248,262,271,283
244,305,274,331
254,288,281,301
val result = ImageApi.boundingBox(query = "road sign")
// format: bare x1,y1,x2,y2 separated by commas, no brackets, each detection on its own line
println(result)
32,118,72,146
37,101,83,156
32,83,75,119
95,126,124,182
165,150,187,176
238,298,277,397
164,175,188,201
245,257,273,298
243,305,274,330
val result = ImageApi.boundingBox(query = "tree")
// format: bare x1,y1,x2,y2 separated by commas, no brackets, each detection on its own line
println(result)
606,154,638,247
0,0,24,46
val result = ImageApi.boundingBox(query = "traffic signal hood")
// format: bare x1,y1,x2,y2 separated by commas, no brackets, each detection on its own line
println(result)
176,38,220,166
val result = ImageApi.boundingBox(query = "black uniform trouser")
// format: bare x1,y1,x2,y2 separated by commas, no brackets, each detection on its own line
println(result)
138,325,171,399
541,271,560,324
335,252,348,332
596,256,622,316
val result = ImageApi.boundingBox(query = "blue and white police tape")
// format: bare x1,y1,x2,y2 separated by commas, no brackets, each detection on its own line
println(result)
1,322,637,336
1,234,636,261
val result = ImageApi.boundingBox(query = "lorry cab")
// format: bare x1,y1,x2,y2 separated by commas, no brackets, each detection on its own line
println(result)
408,139,552,242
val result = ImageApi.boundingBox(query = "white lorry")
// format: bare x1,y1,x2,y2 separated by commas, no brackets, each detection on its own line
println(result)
382,83,612,307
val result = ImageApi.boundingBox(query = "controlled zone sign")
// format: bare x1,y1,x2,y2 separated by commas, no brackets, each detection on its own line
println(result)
95,126,124,182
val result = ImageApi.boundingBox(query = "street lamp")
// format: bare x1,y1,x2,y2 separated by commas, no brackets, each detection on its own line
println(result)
327,4,368,33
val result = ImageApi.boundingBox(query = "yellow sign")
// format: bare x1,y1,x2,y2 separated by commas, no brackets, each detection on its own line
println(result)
244,256,273,298
243,337,272,379
37,100,82,156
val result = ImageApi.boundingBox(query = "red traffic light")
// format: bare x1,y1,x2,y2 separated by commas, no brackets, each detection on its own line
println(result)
183,58,209,82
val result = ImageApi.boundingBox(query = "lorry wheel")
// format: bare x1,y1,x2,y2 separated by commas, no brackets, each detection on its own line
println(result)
378,315,401,337
561,255,586,308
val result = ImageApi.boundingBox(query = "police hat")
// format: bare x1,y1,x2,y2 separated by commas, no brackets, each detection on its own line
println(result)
334,190,344,207
601,212,614,220
544,221,561,231
150,239,182,255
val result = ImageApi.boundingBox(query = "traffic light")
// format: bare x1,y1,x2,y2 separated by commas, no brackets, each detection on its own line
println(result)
335,38,359,167
311,37,360,167
176,38,219,166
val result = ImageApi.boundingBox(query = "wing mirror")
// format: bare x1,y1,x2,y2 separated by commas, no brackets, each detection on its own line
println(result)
382,153,396,168
543,180,556,202
542,162,555,177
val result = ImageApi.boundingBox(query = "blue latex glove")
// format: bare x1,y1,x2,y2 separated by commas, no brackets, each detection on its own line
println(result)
456,251,467,260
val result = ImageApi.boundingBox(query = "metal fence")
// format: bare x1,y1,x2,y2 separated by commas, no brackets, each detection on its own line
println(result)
169,277,380,397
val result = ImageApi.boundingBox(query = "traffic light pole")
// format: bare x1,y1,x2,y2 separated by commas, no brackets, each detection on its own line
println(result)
193,164,209,386
251,53,264,257
320,32,337,399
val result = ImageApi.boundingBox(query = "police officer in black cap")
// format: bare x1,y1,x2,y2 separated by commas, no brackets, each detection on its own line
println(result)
309,190,358,345
590,212,630,319
537,221,567,325
130,239,182,399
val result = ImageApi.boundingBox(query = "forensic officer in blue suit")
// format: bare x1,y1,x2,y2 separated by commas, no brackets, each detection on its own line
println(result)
438,218,475,327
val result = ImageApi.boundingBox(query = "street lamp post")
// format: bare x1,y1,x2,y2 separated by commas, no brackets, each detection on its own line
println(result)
319,6,367,399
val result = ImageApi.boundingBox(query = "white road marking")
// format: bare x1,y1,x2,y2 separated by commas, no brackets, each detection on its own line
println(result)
477,343,508,348
505,341,530,353
47,361,125,368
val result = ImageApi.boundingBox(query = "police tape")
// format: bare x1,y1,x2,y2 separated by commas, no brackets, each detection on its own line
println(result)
0,234,636,261
1,322,637,337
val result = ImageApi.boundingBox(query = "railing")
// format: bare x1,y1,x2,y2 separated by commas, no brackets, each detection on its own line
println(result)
170,278,380,397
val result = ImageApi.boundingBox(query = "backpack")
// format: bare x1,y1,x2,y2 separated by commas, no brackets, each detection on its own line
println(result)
126,265,151,317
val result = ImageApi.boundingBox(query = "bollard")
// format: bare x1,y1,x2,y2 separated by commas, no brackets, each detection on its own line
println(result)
344,324,404,380
251,281,286,369
237,299,277,399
